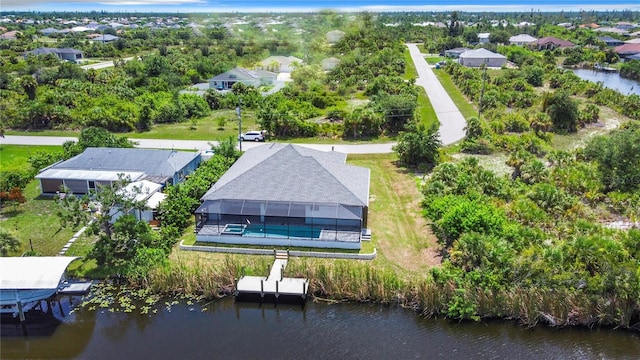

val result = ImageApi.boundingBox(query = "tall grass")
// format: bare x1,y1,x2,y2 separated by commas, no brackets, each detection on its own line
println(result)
145,254,639,330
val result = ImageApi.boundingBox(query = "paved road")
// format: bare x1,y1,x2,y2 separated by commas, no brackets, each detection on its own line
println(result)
406,43,467,145
80,57,134,70
0,135,394,154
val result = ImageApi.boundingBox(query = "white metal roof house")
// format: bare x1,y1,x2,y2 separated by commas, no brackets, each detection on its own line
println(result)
208,67,276,90
256,56,303,73
478,32,491,44
195,143,370,249
509,34,537,46
459,48,507,68
35,147,201,195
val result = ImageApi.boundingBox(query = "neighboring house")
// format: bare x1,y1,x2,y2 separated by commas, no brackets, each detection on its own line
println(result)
615,22,635,30
39,27,59,36
24,47,83,62
530,36,575,50
208,67,276,90
458,48,507,68
195,143,370,250
478,33,491,44
509,34,537,46
598,36,625,46
614,43,640,59
35,147,201,195
594,27,629,36
93,34,120,43
625,38,640,44
256,55,303,73
326,29,345,44
0,30,20,40
445,47,471,58
110,180,167,225
321,57,340,71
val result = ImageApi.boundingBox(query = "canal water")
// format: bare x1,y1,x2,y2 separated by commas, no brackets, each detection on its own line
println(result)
569,68,640,96
2,296,639,359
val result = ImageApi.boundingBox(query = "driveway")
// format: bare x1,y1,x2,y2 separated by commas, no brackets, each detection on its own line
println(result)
406,43,467,145
0,135,394,154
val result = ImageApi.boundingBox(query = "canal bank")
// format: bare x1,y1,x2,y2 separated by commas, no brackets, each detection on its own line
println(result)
2,295,639,359
568,68,640,95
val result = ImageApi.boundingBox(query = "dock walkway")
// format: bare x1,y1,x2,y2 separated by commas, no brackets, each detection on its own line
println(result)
235,250,308,301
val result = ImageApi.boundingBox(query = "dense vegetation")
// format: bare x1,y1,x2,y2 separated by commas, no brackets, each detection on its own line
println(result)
1,10,639,330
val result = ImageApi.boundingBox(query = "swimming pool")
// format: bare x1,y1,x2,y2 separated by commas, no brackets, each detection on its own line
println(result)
243,224,321,239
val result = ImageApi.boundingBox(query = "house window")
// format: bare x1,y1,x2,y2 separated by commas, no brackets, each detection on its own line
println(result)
88,181,96,189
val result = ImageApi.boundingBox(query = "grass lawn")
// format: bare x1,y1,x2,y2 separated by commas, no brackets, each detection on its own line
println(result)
404,48,418,80
347,153,440,274
433,70,477,119
0,144,61,172
0,180,77,256
425,56,445,65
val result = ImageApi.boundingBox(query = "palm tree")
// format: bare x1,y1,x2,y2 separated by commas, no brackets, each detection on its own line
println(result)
18,75,37,100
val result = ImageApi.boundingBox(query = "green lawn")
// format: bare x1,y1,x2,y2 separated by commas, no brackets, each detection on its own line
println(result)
0,144,61,172
403,48,418,80
0,180,77,256
425,56,445,65
433,70,477,119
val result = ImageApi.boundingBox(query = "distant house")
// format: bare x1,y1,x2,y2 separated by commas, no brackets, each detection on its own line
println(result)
598,36,625,47
256,55,303,73
39,28,59,36
321,57,340,71
0,30,20,40
326,29,345,44
458,48,507,68
444,47,470,58
35,147,201,195
93,34,120,43
615,22,635,30
615,43,640,59
195,143,370,250
509,34,537,46
626,53,640,61
478,33,491,44
24,47,83,62
208,67,276,90
530,37,575,50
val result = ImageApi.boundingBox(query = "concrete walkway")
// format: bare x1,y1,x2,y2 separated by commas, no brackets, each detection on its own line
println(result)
406,43,467,145
0,135,395,154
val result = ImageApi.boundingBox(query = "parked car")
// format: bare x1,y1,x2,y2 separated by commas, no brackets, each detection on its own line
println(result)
240,131,265,142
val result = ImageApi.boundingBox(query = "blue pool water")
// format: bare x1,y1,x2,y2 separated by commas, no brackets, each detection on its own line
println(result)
243,224,321,239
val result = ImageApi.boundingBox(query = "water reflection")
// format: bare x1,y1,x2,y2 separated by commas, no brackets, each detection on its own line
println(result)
569,68,640,95
1,297,639,359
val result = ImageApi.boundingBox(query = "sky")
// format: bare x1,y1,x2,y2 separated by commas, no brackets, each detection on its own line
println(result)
2,0,640,13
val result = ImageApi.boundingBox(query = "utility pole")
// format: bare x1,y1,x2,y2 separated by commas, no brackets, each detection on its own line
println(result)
478,59,488,120
236,99,242,152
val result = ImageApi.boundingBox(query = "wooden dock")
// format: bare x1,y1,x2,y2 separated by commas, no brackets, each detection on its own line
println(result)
235,250,308,302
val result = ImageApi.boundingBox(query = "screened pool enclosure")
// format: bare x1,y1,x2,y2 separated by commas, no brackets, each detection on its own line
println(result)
195,199,365,247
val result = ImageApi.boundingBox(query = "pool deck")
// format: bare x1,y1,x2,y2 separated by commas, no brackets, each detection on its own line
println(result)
235,251,308,301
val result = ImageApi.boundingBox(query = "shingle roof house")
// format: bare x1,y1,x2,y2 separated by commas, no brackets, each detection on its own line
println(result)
509,34,537,46
35,147,201,195
195,143,370,249
24,47,83,61
459,48,507,68
208,67,276,90
615,43,640,57
530,36,575,50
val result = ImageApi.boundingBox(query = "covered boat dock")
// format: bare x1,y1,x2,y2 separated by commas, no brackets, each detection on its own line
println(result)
0,256,86,321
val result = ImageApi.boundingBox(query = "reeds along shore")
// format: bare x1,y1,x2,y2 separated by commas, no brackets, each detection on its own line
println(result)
143,254,639,331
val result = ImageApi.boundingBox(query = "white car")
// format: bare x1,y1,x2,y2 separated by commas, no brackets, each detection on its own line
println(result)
240,131,265,142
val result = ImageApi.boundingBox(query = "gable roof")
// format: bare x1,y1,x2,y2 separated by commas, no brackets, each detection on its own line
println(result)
45,147,198,179
26,47,83,56
201,143,369,207
459,48,506,59
531,36,575,48
209,67,276,82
